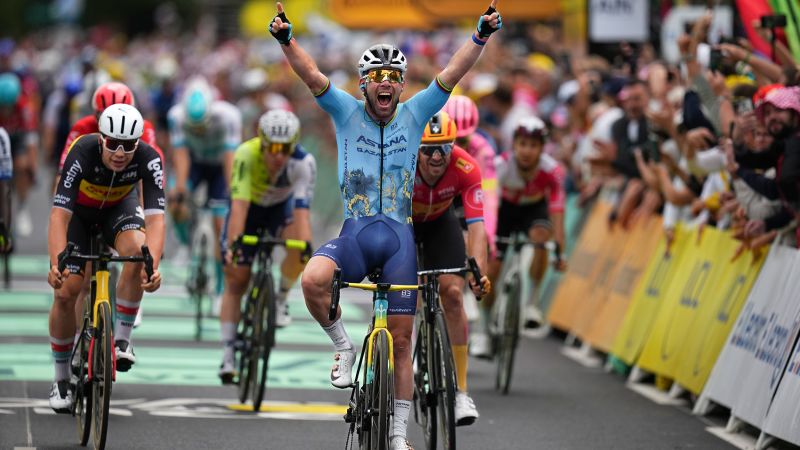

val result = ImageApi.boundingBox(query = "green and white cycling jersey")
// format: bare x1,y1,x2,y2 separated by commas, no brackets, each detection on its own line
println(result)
167,100,242,163
230,137,316,209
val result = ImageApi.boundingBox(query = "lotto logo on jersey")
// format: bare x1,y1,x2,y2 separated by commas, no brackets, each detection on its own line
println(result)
456,158,474,173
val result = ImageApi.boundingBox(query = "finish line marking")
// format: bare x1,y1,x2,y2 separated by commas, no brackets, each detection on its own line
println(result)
227,402,347,414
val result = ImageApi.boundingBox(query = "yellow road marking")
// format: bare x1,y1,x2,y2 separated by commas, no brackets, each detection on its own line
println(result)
227,402,347,414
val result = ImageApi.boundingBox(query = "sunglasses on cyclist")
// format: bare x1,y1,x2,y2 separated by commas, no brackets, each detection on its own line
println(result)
419,144,453,157
103,136,139,154
364,69,404,84
263,141,293,155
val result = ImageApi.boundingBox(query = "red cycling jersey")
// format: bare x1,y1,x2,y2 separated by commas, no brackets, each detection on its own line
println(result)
412,145,484,224
59,115,161,171
0,95,37,135
495,152,566,213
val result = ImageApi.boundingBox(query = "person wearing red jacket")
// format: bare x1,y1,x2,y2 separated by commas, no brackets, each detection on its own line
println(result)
58,82,163,172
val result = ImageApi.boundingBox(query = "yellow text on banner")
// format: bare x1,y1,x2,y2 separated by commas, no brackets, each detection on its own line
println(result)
637,227,725,379
610,225,691,365
585,215,663,352
547,201,613,332
674,234,767,394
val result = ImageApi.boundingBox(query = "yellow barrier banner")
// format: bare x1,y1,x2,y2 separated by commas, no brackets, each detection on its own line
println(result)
611,225,691,365
328,0,434,29
547,201,613,331
674,234,767,394
570,223,630,338
637,227,726,378
584,215,663,352
413,0,562,20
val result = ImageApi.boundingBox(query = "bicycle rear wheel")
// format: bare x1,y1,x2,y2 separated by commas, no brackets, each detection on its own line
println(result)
413,311,437,450
433,312,456,450
367,330,392,450
75,303,92,446
92,301,113,449
249,272,275,411
496,272,521,395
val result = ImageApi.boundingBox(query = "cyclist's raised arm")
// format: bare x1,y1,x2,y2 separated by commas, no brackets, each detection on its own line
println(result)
269,2,328,96
436,0,502,91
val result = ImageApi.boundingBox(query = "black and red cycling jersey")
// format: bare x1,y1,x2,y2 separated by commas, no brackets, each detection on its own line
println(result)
54,133,165,215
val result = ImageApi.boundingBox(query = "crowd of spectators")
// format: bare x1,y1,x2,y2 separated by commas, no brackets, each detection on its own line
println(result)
1,8,799,250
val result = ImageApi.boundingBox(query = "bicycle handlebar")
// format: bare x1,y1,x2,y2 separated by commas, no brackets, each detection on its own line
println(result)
234,234,313,263
327,267,423,321
57,243,155,280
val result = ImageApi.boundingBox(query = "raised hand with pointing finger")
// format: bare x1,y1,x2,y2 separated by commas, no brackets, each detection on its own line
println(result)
269,2,293,45
477,0,503,39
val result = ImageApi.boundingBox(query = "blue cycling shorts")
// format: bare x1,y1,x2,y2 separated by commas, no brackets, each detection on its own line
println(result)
314,214,417,315
189,160,229,217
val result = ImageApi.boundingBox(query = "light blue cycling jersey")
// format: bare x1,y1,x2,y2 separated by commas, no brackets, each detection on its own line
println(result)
315,78,451,224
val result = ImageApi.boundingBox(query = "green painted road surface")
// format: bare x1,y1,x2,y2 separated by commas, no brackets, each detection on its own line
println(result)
0,255,368,389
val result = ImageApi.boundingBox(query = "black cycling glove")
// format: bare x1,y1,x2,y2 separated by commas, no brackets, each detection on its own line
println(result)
477,5,502,39
269,12,293,45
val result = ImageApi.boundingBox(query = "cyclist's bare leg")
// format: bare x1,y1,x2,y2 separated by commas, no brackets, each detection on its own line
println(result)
113,230,146,344
527,225,552,284
388,314,414,439
219,264,250,373
280,219,310,293
300,255,337,325
72,263,91,328
212,215,225,295
439,274,469,391
49,273,84,380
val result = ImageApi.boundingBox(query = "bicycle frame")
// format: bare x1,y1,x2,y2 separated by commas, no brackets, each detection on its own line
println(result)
494,234,534,331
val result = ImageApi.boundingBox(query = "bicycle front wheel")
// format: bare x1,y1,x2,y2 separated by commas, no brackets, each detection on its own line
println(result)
75,302,92,446
367,329,392,450
433,312,456,450
413,311,437,450
496,272,521,395
92,301,113,450
237,272,263,404
249,272,276,411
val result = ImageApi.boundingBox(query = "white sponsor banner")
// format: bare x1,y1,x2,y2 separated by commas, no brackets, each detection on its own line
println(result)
589,0,649,43
699,245,796,413
660,6,734,63
730,247,800,428
761,308,800,446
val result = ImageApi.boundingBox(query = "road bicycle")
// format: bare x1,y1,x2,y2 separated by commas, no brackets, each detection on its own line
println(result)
231,232,311,411
59,227,153,450
0,220,11,289
329,268,423,449
491,234,533,395
413,257,482,450
176,192,214,341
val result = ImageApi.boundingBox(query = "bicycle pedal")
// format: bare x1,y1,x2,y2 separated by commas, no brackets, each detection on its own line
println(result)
344,407,355,423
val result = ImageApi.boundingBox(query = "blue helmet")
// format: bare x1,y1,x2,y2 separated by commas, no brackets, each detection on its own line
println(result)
182,77,214,126
0,73,21,106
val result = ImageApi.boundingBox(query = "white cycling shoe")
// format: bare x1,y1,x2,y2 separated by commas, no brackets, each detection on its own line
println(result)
454,391,479,426
389,436,415,450
469,332,492,359
330,348,356,388
275,299,292,328
49,380,73,414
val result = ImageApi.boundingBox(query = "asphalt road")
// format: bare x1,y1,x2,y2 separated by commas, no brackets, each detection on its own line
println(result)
0,165,738,450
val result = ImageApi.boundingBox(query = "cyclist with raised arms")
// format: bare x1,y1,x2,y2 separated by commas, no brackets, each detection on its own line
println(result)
217,109,316,383
269,2,500,448
167,76,242,301
46,104,165,412
474,116,567,353
412,110,489,426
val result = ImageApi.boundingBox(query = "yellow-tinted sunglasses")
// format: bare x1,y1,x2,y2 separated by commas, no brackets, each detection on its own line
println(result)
364,69,404,84
263,141,293,155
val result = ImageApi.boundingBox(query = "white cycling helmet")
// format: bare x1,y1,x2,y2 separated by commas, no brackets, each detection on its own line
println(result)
258,109,300,144
514,116,548,141
358,44,407,78
99,103,144,140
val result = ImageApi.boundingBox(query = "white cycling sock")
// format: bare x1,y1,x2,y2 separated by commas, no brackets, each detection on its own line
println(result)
392,400,412,439
322,318,353,352
114,298,139,343
50,336,73,381
220,322,237,365
277,276,293,302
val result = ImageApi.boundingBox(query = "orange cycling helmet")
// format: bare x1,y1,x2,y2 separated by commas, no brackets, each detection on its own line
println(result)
421,111,457,144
